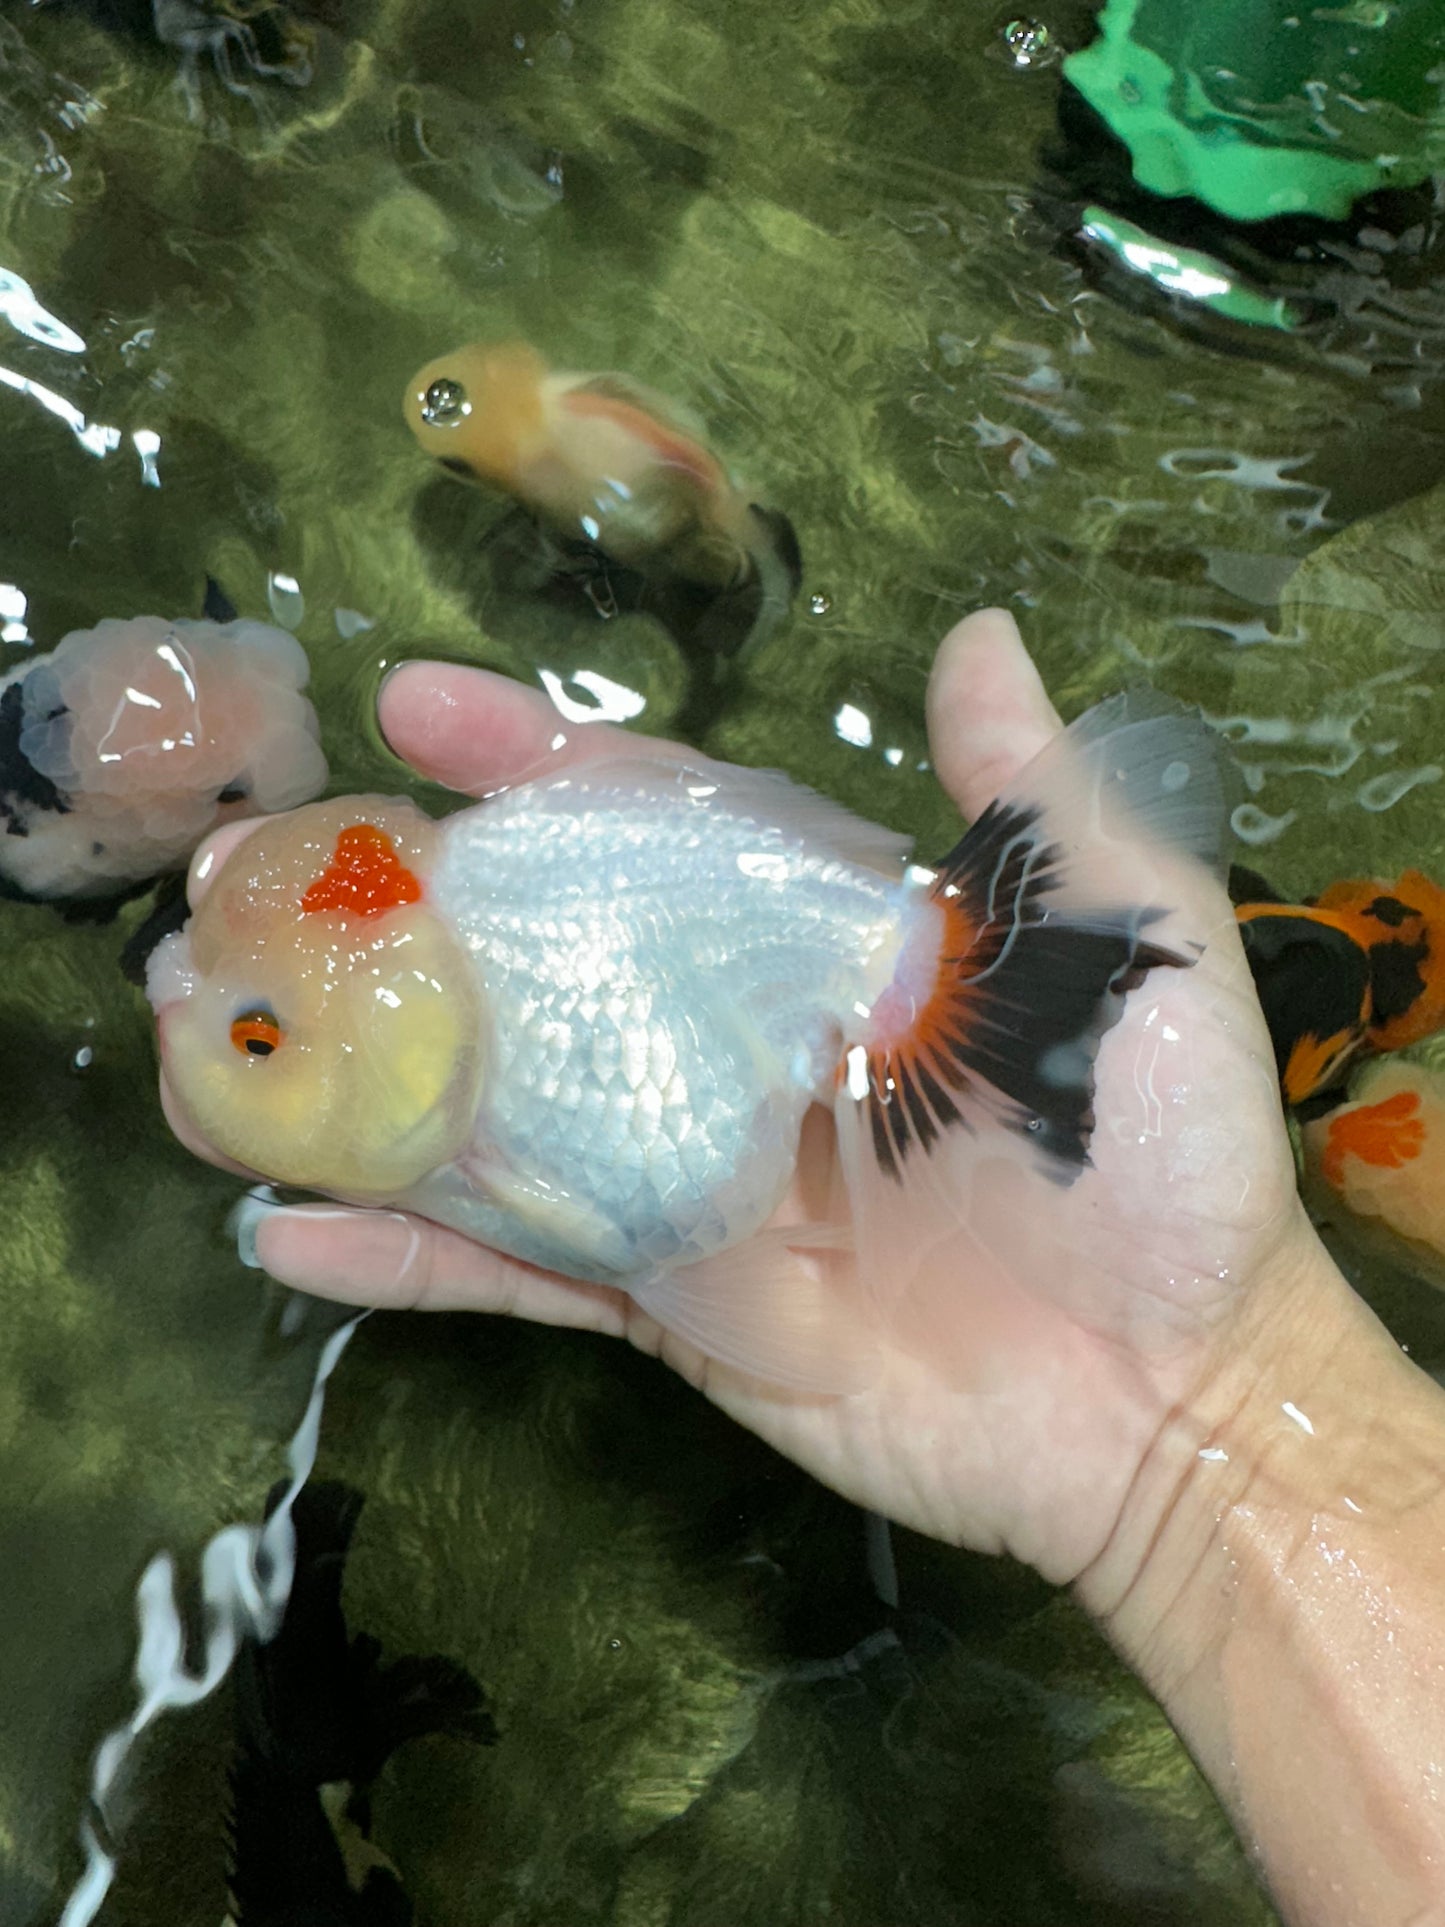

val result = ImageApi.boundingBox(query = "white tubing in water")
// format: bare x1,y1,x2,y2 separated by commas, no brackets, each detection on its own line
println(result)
57,1309,365,1927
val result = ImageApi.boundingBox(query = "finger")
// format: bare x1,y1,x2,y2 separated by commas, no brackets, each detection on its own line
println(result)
379,661,689,798
926,608,1063,819
251,1201,634,1331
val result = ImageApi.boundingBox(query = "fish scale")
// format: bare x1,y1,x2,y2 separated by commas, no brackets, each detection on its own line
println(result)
423,774,906,1279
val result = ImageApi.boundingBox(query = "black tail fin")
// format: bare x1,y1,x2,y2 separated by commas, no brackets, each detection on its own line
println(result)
852,691,1229,1182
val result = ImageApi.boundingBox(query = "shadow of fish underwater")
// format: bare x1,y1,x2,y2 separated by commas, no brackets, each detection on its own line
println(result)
225,1479,496,1927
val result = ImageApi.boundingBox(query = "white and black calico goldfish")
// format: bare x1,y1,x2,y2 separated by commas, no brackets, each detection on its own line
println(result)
149,693,1225,1390
0,588,325,905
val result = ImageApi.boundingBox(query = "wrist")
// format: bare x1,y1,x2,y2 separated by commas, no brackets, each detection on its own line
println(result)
1078,1207,1445,1919
1079,1203,1441,1679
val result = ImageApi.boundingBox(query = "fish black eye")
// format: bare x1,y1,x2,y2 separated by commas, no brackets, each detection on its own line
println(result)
421,377,470,428
231,1009,283,1058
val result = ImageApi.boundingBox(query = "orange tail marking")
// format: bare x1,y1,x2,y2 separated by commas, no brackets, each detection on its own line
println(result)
1321,1088,1426,1191
301,824,423,920
859,891,978,1173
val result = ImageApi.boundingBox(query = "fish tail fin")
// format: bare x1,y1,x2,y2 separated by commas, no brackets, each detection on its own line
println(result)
1228,860,1288,906
833,690,1230,1328
719,504,803,662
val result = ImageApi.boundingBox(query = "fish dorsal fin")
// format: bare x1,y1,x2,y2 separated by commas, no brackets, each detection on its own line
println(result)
567,370,706,434
1228,861,1288,907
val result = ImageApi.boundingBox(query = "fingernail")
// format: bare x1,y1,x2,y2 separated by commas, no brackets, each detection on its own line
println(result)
254,1207,422,1299
230,1185,282,1269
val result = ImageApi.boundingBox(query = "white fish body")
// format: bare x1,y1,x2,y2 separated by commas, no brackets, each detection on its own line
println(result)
400,761,916,1284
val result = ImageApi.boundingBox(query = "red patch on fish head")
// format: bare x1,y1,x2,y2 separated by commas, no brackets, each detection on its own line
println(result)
301,824,423,919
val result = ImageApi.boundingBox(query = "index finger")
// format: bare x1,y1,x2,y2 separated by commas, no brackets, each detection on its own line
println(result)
378,661,691,797
180,661,690,914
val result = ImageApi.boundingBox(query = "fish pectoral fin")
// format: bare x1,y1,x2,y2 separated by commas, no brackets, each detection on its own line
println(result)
628,1223,877,1395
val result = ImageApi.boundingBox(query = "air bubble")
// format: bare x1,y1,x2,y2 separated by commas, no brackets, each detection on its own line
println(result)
996,16,1058,68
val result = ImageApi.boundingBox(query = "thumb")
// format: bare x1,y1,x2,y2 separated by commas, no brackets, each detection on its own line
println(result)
926,608,1063,819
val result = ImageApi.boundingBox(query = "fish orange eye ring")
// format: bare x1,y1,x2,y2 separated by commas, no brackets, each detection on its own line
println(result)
231,1011,283,1058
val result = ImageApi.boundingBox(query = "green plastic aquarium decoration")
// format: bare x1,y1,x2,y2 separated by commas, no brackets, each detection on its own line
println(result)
1065,0,1445,221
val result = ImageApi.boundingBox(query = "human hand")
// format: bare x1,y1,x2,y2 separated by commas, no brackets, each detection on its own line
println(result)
159,609,1316,1585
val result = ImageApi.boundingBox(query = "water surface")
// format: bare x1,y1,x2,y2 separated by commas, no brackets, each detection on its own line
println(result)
3,2,1445,1919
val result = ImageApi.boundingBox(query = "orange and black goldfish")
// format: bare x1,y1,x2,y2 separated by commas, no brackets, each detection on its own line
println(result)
1231,864,1445,1105
151,691,1226,1391
403,340,801,649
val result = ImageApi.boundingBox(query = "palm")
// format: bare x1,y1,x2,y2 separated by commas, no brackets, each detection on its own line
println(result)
161,611,1302,1584
683,894,1295,1580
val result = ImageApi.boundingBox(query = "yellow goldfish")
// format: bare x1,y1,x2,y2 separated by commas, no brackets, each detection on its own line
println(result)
403,340,800,628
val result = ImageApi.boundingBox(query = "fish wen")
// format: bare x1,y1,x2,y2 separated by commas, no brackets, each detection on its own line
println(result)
151,694,1226,1392
1302,1057,1445,1289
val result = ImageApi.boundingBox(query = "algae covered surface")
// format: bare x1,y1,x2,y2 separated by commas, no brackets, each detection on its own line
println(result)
3,0,1445,1919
